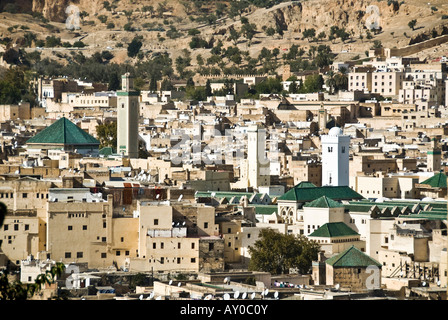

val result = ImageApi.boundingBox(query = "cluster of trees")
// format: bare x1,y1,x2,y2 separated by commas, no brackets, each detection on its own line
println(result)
248,228,320,275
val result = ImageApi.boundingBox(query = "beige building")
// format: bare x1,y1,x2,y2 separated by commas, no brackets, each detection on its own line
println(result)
0,102,31,122
350,173,419,199
129,201,224,273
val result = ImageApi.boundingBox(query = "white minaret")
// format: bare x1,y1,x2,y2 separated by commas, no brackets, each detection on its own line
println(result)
117,73,139,158
321,127,350,186
247,125,270,188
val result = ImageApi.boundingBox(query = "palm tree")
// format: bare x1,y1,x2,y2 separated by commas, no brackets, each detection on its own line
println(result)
325,70,336,94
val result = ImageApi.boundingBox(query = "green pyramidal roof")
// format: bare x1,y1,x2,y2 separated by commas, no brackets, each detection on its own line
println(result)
325,245,381,268
278,184,363,202
27,117,100,145
309,222,359,238
304,195,344,208
420,172,447,189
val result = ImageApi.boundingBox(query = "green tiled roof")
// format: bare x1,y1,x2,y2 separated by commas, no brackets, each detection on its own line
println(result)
325,246,381,268
304,196,344,208
27,117,99,145
278,185,363,202
246,205,278,215
420,172,447,189
309,222,359,238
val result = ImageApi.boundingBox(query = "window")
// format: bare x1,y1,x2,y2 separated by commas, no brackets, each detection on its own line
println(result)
209,243,214,251
154,219,159,226
101,253,107,258
102,237,106,242
116,251,121,256
68,225,73,231
204,222,208,229
178,243,181,249
65,252,71,259
103,222,107,228
341,146,345,153
191,243,195,249
77,252,83,258
153,243,156,249
14,224,19,231
177,258,181,264
22,193,27,198
83,225,87,230
125,251,129,256
191,258,196,263
3,224,7,231
328,147,333,152
121,237,124,242
25,225,29,231
160,257,164,264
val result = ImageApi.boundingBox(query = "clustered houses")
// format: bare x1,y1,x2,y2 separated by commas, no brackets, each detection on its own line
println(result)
0,49,447,299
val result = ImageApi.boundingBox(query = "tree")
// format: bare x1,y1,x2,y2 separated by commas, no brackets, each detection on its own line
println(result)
96,121,117,149
205,79,212,97
108,72,120,91
248,228,320,274
303,28,316,42
408,19,417,31
241,23,257,46
127,37,142,58
229,27,240,46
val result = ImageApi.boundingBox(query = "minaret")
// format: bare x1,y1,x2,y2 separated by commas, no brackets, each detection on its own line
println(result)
427,137,441,172
321,126,350,187
247,125,270,188
117,73,139,158
318,102,327,131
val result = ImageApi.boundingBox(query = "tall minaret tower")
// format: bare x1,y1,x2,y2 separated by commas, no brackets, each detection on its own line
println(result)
321,126,350,187
427,137,441,172
117,73,139,158
247,125,270,189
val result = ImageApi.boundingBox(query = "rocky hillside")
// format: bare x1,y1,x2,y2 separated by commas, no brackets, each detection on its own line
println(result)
1,0,448,70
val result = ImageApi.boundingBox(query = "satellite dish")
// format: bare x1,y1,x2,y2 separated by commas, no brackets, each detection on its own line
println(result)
274,291,279,299
205,294,213,300
422,281,426,287
169,280,173,285
241,292,247,299
156,296,162,300
178,194,183,201
156,194,160,199
250,292,255,300
223,293,230,300
437,280,441,287
139,294,143,300
178,282,181,287
224,277,229,284
335,284,340,290
264,289,269,296
234,291,240,299
149,292,154,299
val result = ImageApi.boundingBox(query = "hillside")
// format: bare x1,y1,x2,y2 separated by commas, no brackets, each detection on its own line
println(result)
1,0,448,78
